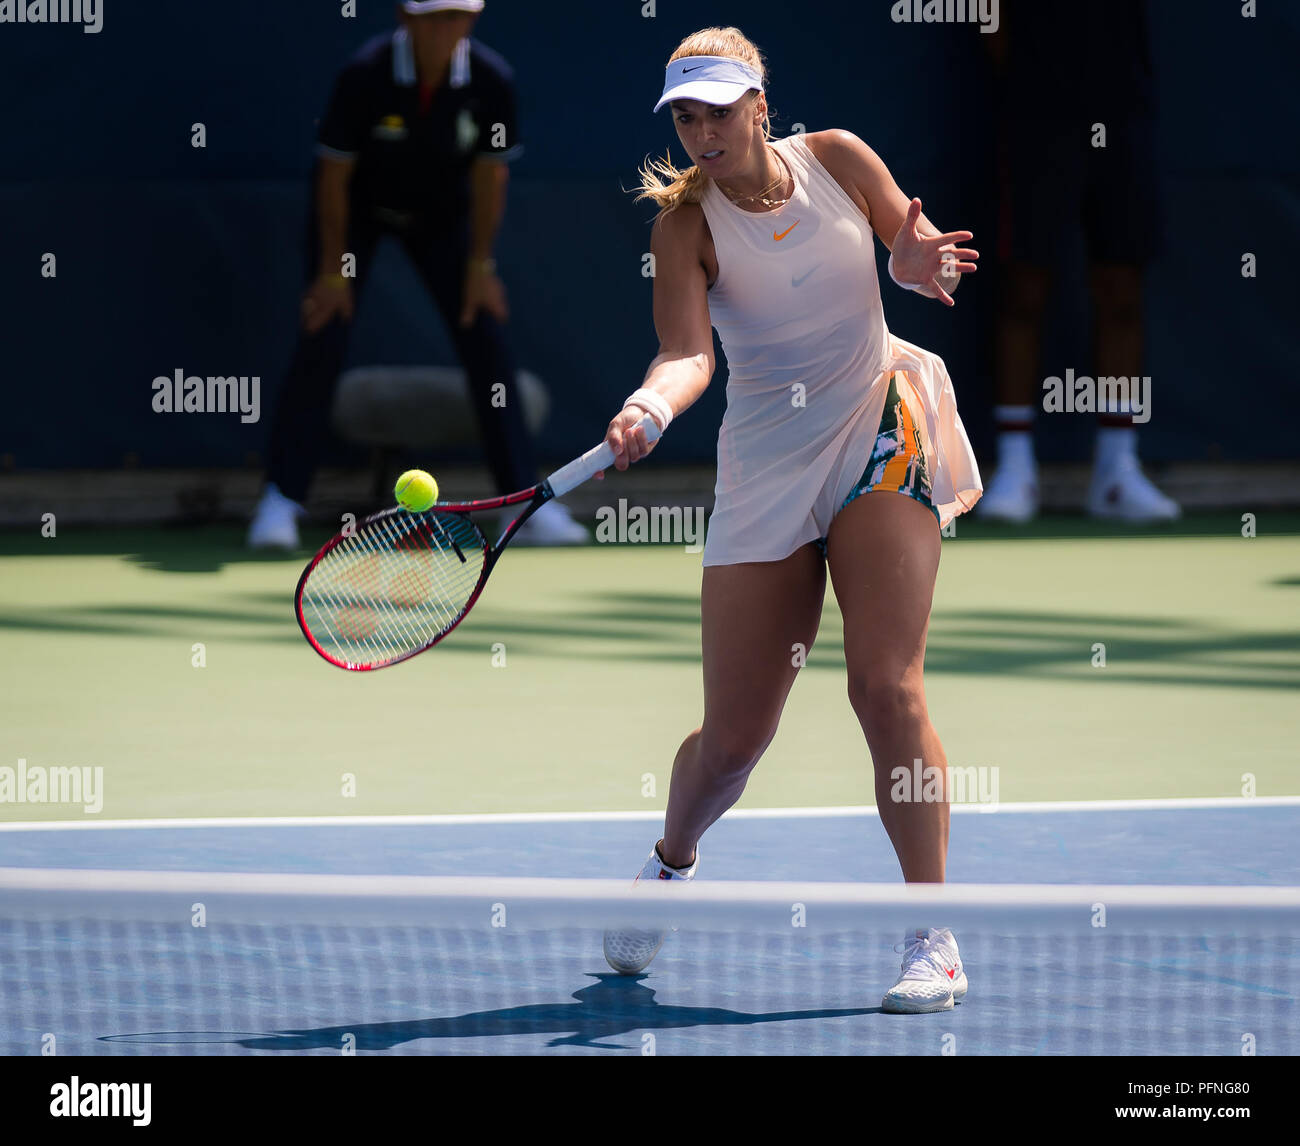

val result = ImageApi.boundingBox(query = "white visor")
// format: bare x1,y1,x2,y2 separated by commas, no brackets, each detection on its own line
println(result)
401,1,484,12
653,55,763,113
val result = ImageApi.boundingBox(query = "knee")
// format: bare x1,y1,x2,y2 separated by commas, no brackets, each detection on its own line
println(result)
847,676,927,741
696,723,775,785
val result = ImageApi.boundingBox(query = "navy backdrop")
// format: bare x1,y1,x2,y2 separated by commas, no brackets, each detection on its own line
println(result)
2,0,1296,469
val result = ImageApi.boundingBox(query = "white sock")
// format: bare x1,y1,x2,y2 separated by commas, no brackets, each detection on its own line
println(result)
992,406,1036,471
993,404,1035,428
656,840,695,874
1095,426,1138,473
997,430,1036,471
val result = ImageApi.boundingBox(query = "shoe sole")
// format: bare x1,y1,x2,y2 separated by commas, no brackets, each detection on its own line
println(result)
603,930,665,976
977,502,1038,523
881,992,955,1014
882,971,967,1013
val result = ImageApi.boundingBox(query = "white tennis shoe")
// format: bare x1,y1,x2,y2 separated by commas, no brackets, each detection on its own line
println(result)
247,483,304,550
977,463,1039,523
602,842,698,975
1087,456,1181,522
510,501,588,546
881,927,968,1014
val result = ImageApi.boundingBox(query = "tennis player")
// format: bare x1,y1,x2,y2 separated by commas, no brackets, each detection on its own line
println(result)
601,27,983,1014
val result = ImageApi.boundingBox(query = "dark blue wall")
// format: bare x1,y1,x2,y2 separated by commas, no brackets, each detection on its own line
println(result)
2,0,1297,469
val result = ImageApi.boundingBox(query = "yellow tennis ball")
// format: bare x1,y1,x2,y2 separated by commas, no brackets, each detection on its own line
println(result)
394,469,438,513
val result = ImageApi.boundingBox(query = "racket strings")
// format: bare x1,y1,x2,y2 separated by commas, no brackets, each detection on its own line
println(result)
299,511,487,668
309,518,477,662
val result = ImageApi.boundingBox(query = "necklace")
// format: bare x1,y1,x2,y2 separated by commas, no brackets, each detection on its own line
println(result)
718,146,793,209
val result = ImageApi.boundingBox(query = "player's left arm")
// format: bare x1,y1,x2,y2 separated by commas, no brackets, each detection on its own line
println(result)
807,129,979,306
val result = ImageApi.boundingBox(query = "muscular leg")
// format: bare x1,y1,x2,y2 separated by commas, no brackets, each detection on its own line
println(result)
826,491,946,883
659,543,826,868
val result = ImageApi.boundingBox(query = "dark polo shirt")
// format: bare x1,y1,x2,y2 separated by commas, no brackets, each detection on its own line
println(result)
316,28,522,224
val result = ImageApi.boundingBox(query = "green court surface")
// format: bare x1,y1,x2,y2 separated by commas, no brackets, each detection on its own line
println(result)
1,514,1297,822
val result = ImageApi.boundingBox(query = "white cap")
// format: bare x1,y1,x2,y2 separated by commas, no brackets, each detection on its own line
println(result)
401,0,484,12
653,55,763,113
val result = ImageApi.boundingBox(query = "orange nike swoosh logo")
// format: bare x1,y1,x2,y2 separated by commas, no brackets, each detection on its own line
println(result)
773,221,800,241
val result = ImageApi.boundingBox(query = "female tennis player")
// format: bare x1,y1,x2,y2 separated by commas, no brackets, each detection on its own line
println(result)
601,27,983,1014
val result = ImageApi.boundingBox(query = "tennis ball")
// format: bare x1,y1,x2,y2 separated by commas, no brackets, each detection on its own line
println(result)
394,469,438,513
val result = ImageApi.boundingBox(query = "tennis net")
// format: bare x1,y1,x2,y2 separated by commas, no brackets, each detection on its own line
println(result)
2,868,1296,1056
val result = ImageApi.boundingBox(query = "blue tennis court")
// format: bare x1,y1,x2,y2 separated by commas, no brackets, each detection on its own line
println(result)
2,800,1297,1056
1,801,1297,883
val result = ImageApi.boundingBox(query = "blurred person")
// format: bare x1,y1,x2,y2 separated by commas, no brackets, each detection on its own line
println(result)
599,27,982,1014
249,0,584,548
980,0,1179,523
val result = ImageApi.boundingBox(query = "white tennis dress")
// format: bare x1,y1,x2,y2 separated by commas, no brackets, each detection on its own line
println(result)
698,133,982,566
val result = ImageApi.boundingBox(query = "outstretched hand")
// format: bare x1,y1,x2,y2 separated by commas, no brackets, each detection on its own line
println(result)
889,198,979,307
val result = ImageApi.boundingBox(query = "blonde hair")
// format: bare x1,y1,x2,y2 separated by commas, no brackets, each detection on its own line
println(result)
635,26,772,215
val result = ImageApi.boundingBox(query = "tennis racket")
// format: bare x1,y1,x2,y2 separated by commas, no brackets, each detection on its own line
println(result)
294,414,661,670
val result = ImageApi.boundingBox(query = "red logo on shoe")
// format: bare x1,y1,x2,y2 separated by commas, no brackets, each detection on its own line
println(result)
945,967,957,979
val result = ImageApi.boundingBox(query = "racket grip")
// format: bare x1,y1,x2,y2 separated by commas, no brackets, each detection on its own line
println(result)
545,414,662,499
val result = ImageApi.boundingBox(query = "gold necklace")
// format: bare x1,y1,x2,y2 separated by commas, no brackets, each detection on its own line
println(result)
718,146,793,209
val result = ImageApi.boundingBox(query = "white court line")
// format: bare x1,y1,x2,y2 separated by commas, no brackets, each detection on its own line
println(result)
0,795,1296,832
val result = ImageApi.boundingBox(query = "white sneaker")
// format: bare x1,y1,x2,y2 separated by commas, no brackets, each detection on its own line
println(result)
602,842,699,975
1087,457,1181,522
247,483,304,550
977,464,1039,523
509,500,588,546
881,927,968,1014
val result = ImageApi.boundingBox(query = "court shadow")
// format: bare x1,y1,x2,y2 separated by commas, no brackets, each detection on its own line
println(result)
0,525,320,574
3,529,1296,690
106,974,877,1053
4,512,1298,574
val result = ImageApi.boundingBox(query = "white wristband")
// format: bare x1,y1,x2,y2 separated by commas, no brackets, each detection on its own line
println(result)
888,251,925,291
623,388,673,431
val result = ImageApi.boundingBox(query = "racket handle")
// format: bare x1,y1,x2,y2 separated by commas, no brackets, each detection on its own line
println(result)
545,414,662,499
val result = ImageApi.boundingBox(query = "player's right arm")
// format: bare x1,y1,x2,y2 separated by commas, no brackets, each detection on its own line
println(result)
607,203,715,470
301,155,357,333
